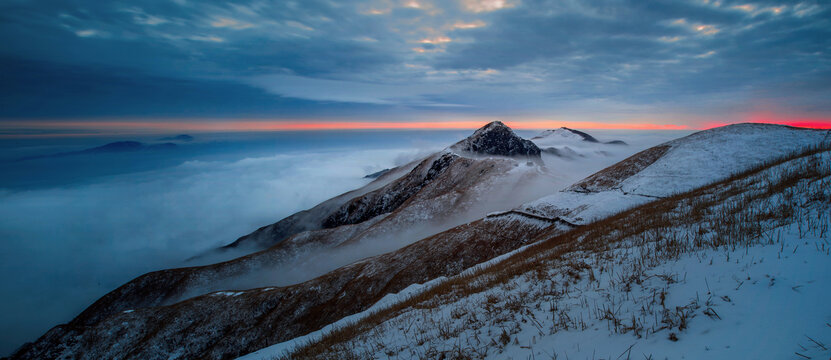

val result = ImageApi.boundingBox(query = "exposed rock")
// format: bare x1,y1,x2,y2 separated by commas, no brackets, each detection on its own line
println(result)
451,121,540,157
322,153,459,228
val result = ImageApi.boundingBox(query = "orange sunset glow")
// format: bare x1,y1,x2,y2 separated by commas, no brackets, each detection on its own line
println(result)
8,117,831,138
2,119,696,137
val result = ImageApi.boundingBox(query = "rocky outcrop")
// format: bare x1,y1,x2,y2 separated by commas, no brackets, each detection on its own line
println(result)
322,153,459,228
451,121,540,157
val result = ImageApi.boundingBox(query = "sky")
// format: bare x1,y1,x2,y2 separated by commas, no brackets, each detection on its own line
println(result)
1,0,830,134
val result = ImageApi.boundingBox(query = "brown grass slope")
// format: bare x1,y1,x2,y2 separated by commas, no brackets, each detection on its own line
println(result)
9,213,558,360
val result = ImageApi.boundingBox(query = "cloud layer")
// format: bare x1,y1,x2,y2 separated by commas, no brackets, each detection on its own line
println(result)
0,139,435,356
0,0,828,126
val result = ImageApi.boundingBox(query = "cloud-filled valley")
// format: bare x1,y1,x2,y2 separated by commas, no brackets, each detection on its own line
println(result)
0,131,461,355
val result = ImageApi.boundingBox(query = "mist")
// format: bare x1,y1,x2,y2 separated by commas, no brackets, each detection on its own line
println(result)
0,130,465,356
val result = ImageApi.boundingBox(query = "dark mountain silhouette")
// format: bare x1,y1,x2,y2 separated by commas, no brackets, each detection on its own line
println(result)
159,134,194,142
17,141,178,161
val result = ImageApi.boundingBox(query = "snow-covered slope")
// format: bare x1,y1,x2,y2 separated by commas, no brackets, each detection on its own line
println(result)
522,124,828,224
262,137,831,360
533,127,601,144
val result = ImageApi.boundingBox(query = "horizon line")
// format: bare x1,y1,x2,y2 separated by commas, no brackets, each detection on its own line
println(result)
1,118,830,138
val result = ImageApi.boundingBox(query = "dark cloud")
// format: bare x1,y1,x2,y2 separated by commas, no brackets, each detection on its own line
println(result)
0,57,394,118
433,0,830,115
0,0,828,122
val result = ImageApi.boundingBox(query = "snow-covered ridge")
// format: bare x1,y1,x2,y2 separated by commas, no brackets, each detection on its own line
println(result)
533,127,600,143
522,123,828,225
530,127,628,160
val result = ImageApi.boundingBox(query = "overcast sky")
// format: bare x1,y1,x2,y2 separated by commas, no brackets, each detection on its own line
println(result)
1,0,829,131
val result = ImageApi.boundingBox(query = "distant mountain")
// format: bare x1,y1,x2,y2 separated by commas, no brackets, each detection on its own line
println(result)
159,134,194,142
531,127,627,159
533,127,600,142
17,141,178,161
533,127,627,146
542,146,582,159
363,168,392,179
82,141,178,153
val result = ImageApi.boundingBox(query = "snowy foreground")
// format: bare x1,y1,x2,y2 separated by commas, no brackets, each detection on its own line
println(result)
242,146,831,359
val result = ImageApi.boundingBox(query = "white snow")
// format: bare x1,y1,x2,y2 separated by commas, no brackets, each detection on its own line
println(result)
523,124,828,225
532,128,591,145
494,228,831,360
617,124,827,197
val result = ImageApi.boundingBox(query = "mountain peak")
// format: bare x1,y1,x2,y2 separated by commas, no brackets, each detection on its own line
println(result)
534,127,599,143
451,121,541,157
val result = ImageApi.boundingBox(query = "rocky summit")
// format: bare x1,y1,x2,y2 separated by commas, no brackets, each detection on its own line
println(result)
451,121,541,157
